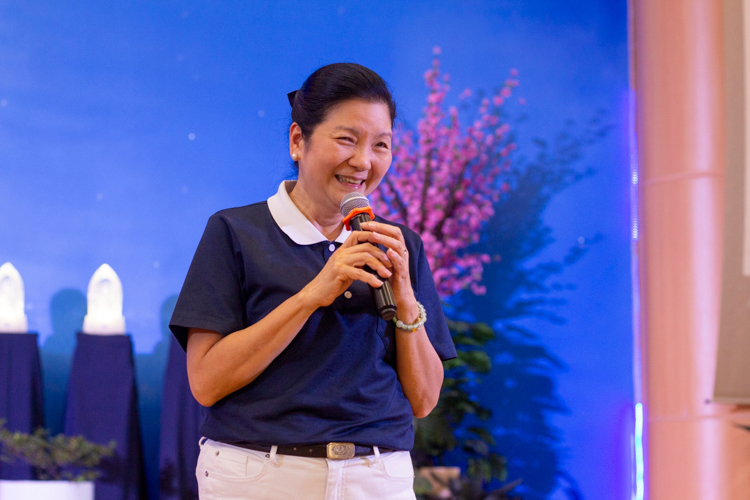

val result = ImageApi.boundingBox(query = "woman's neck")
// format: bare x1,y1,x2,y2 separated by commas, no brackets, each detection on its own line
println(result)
287,181,344,241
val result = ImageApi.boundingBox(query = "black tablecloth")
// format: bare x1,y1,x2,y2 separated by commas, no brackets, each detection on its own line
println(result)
64,333,147,500
159,336,202,500
0,333,44,480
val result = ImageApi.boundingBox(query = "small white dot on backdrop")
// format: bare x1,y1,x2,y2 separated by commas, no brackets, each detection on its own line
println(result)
188,133,195,140
577,236,585,245
176,54,184,62
192,74,199,81
338,6,345,15
153,261,160,269
181,186,188,194
0,99,6,107
96,193,104,201
181,10,190,18
258,110,265,118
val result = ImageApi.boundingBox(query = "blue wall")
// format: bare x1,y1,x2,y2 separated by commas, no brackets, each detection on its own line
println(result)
0,1,631,498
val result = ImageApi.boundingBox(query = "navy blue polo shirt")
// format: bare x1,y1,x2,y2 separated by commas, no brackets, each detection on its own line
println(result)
170,181,457,451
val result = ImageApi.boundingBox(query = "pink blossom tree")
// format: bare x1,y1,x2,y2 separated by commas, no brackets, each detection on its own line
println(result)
371,48,520,298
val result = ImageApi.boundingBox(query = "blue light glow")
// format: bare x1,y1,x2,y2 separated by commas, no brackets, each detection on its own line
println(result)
629,86,646,500
634,403,644,500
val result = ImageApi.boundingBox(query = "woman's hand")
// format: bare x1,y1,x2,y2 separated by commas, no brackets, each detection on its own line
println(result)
357,220,443,418
301,230,394,309
359,221,419,319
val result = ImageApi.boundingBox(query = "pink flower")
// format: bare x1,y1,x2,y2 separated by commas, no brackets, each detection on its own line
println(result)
371,54,520,298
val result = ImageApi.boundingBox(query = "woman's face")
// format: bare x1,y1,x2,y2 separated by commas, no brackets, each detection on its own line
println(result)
290,99,393,216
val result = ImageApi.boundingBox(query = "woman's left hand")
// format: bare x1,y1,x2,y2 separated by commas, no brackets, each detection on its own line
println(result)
359,221,416,312
360,220,442,419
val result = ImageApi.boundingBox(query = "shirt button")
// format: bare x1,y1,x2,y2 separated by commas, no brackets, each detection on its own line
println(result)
344,291,352,299
328,243,336,252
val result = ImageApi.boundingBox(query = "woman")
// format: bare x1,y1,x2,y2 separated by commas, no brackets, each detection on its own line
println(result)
170,63,457,500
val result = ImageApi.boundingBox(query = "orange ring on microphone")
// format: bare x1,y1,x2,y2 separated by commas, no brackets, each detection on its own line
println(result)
343,207,375,230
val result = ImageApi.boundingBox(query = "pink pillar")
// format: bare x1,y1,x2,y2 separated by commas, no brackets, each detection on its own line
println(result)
634,0,750,498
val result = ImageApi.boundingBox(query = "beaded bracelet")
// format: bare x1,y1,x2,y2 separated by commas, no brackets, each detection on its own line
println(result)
393,301,427,332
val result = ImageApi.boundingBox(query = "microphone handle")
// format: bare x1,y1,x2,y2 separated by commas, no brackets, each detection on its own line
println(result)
350,214,397,321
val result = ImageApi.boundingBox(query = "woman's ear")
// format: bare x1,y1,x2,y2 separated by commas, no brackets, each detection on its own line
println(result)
289,122,304,157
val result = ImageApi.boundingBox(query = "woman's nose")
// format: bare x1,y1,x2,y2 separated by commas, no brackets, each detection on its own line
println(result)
348,147,372,170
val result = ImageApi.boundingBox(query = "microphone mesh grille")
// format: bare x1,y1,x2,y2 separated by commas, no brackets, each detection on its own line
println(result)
340,192,371,217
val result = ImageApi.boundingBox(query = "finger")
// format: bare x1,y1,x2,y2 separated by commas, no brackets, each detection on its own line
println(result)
342,230,373,248
348,267,383,288
386,247,410,272
340,253,393,278
361,221,405,243
367,231,407,257
339,242,392,268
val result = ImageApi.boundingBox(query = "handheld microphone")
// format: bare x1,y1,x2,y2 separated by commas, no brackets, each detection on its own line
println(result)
340,192,397,321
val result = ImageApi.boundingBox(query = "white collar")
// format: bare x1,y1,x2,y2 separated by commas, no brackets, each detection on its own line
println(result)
267,181,351,245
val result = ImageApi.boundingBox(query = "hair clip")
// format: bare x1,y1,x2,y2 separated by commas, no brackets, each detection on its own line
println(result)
287,90,298,108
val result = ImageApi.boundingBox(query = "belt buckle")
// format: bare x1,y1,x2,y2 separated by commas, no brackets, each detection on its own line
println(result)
326,442,355,460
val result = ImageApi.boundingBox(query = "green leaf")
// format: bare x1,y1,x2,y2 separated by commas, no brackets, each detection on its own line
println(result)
0,421,116,481
452,335,484,347
457,350,491,373
467,426,496,445
468,323,495,343
489,453,508,482
463,439,490,457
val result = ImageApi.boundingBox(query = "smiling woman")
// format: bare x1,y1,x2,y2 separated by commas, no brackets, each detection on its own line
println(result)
168,63,457,500
289,100,393,240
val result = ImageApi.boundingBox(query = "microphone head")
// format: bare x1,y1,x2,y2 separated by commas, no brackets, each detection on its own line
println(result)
340,192,371,217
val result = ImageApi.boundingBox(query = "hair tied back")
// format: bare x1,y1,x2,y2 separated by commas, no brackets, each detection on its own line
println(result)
287,90,298,108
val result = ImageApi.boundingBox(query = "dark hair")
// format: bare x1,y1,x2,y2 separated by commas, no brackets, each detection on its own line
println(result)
290,63,397,142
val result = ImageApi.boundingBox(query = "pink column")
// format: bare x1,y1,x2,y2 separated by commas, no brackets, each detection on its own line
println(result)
634,0,750,498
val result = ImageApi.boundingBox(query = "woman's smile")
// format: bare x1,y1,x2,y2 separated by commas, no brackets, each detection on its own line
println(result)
335,174,366,187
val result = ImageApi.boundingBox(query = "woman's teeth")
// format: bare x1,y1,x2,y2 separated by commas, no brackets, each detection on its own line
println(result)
336,175,364,185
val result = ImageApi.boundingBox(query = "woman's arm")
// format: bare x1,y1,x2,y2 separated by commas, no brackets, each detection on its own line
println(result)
186,230,393,407
392,300,444,418
360,221,445,418
186,291,318,407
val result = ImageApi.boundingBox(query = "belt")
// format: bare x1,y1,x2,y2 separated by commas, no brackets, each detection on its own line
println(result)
235,442,393,460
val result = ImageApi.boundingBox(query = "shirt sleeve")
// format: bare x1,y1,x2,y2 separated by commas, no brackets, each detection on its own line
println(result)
413,239,458,361
169,214,247,351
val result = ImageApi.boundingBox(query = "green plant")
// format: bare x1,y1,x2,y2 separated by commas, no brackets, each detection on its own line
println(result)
413,320,511,487
0,419,116,481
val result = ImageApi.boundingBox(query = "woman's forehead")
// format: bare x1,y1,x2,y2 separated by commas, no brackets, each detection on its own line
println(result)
321,100,392,131
330,125,392,139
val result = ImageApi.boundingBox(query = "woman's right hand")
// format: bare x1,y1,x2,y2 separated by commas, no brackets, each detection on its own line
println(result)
301,230,393,308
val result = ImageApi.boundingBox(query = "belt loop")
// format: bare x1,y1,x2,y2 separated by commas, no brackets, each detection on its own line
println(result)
269,445,279,466
199,437,208,449
372,446,380,465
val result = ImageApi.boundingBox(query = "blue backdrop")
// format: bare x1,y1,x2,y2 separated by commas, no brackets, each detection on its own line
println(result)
0,1,632,499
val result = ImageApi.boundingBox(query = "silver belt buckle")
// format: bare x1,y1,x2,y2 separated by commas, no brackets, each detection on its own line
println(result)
326,442,355,460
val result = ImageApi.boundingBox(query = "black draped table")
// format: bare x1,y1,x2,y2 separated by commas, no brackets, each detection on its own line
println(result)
159,336,203,500
64,333,147,500
0,333,44,480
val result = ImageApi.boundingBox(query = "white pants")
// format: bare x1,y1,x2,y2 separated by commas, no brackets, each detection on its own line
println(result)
196,438,417,500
